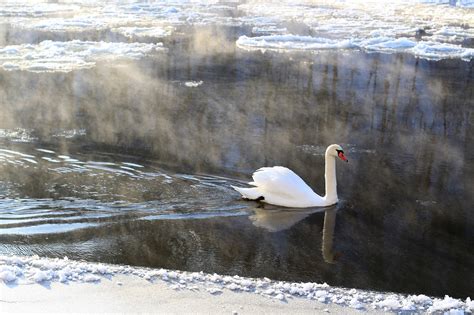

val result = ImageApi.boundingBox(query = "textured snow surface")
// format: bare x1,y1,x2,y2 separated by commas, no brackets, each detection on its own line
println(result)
0,40,163,72
1,255,472,314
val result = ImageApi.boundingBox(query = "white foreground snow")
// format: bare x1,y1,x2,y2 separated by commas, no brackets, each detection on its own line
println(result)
1,255,472,314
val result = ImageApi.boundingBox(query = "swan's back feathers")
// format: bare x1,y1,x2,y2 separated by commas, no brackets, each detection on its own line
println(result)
252,166,318,199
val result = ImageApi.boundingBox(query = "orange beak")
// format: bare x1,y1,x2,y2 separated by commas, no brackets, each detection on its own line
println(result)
338,151,348,163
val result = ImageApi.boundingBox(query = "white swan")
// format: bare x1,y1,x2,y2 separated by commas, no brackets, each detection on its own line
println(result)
232,144,348,208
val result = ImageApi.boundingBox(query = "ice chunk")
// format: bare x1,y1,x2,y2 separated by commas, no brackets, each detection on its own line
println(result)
184,81,203,88
0,40,164,73
112,26,173,38
237,35,474,61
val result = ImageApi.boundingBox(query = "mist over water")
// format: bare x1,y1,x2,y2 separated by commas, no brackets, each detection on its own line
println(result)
0,2,473,299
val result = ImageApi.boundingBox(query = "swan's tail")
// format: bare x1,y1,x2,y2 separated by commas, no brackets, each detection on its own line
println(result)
231,186,263,200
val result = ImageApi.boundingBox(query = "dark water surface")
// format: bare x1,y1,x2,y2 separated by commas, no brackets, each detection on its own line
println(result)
0,25,473,299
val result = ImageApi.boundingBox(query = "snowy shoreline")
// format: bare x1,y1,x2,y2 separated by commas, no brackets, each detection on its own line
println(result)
1,255,472,314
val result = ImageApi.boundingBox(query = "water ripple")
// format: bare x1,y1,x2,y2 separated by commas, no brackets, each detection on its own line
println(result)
0,144,251,236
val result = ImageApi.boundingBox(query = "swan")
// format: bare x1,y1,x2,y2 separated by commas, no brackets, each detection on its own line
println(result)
232,144,348,208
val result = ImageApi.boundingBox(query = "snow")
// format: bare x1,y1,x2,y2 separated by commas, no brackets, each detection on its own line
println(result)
0,40,164,73
374,296,402,310
0,255,472,314
207,287,223,294
410,294,433,304
0,269,17,282
428,295,467,313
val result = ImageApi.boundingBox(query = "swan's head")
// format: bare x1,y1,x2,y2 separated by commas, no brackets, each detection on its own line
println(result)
326,144,348,163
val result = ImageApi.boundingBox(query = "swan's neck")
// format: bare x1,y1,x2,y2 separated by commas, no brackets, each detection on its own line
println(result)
324,154,338,204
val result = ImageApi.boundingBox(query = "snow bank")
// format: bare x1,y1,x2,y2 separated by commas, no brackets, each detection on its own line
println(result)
1,255,472,314
237,35,474,61
0,40,164,72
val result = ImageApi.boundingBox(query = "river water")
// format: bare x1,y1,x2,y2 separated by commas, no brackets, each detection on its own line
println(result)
0,2,473,299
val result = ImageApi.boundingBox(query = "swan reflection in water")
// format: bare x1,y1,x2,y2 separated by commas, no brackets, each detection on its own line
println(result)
321,207,340,264
249,206,340,263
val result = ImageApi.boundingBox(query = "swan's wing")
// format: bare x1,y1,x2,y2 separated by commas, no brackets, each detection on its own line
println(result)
252,166,317,199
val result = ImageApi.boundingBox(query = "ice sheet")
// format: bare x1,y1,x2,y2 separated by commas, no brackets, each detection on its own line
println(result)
0,40,164,72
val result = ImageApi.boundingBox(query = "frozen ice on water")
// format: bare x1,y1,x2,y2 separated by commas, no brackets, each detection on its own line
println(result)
237,1,474,60
237,34,474,61
0,2,79,18
1,0,471,61
13,16,110,32
185,80,203,87
112,26,174,38
252,26,288,35
237,35,353,51
0,40,164,73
